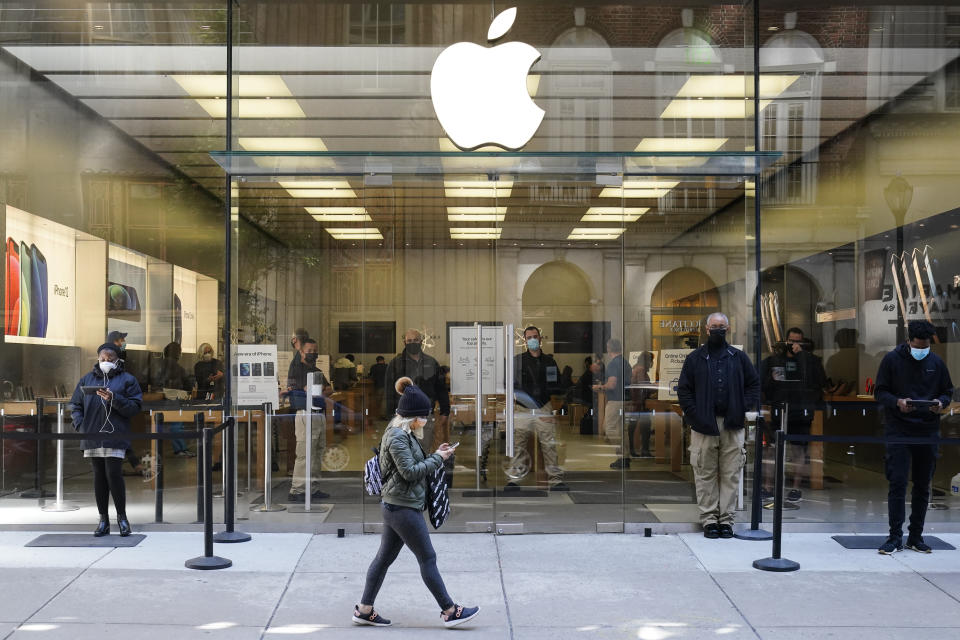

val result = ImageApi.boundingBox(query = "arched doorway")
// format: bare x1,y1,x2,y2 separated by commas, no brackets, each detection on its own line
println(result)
650,267,720,350
521,260,597,354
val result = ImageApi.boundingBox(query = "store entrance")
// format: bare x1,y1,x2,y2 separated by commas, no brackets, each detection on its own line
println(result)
227,152,765,533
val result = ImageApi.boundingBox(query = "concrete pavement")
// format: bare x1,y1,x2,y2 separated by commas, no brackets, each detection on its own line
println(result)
0,530,959,639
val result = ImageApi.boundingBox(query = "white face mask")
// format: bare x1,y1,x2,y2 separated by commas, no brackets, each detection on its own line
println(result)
99,361,116,374
202,352,213,361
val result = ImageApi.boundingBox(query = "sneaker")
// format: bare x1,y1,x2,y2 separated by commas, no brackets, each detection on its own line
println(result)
549,482,570,492
352,605,391,627
609,457,630,469
441,604,480,628
878,536,903,555
906,537,933,554
787,489,802,502
287,492,305,503
719,524,734,539
703,523,720,539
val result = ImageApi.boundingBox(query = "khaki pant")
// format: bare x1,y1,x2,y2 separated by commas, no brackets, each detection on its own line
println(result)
603,400,625,444
689,417,746,526
291,410,326,495
510,410,563,485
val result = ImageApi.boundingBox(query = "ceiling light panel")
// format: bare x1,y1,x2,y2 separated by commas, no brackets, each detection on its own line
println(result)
449,227,502,239
195,98,305,119
567,227,626,240
675,74,799,98
660,99,772,119
326,228,383,240
634,138,727,152
306,207,372,222
239,137,328,151
580,207,649,222
172,75,293,97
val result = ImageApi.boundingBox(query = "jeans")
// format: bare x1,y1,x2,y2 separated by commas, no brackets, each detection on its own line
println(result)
361,502,454,610
169,422,187,453
885,440,938,538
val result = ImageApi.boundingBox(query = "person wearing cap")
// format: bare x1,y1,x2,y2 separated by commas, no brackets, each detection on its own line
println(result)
69,342,143,537
353,377,480,629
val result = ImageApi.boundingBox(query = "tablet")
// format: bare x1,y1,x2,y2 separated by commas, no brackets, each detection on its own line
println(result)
81,385,105,395
906,399,939,408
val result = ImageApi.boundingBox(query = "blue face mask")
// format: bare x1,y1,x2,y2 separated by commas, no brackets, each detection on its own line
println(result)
910,347,930,361
526,338,540,351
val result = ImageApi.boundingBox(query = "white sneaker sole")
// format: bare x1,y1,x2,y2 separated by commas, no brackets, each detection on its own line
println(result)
352,615,391,627
443,608,480,628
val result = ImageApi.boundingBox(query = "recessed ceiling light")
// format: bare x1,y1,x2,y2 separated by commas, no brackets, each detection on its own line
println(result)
326,228,383,240
444,177,513,199
634,138,728,152
660,99,772,118
172,75,293,98
447,206,507,222
567,227,625,240
92,25,105,30
200,25,212,30
449,227,502,240
195,98,305,119
580,207,649,222
239,137,328,152
678,75,799,98
306,207,371,222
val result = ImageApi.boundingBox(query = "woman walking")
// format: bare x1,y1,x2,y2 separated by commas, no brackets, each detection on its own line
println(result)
353,377,480,628
70,342,143,536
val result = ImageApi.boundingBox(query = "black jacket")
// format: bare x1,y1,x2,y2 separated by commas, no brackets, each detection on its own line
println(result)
874,343,954,435
384,352,450,417
70,362,143,450
760,349,826,420
514,351,562,409
677,343,760,436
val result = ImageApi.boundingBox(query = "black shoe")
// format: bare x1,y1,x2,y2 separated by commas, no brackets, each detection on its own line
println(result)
906,536,932,554
94,516,110,537
703,523,721,539
287,492,305,503
352,605,391,627
787,489,802,502
503,482,520,492
311,490,330,500
609,457,630,469
719,524,734,539
760,488,775,500
271,462,280,472
117,515,132,537
549,482,570,492
878,535,903,555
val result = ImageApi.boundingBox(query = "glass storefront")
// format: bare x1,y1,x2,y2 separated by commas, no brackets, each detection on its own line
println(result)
0,2,958,533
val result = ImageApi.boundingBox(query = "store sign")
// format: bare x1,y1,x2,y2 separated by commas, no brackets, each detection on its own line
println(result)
652,314,701,335
658,349,693,401
234,344,280,408
430,7,544,150
449,326,505,395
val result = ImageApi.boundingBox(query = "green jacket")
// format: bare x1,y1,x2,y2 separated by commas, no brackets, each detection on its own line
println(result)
379,425,443,510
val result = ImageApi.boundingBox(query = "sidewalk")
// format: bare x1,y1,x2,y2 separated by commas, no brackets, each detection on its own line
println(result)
1,530,959,639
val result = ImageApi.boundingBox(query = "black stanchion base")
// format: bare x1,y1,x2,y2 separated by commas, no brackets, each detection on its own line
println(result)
753,557,800,572
213,530,251,543
185,555,232,570
734,527,773,541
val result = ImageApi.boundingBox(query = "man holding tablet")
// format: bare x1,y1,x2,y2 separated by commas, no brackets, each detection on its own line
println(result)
875,320,954,554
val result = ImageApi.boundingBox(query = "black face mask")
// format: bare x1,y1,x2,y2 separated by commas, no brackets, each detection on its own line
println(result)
304,353,318,366
405,342,422,356
707,328,727,346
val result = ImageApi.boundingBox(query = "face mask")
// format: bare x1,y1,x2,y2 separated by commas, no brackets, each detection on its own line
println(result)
119,341,126,350
99,361,116,374
304,353,318,366
707,328,727,345
202,352,213,362
910,347,930,361
405,342,422,356
526,338,540,351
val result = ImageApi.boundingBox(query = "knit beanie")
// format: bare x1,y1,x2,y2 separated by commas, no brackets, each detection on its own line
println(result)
97,343,121,357
395,376,432,417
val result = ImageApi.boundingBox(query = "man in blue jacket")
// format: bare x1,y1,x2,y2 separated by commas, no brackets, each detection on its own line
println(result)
677,313,759,539
874,320,954,555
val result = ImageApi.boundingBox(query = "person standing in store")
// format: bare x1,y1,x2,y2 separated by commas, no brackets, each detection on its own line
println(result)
596,338,633,469
507,326,568,491
70,342,142,537
759,327,826,504
286,338,332,502
383,329,450,448
369,355,389,419
106,330,146,477
874,319,954,554
677,312,759,539
152,341,195,457
353,377,479,629
193,342,225,401
289,328,310,369
628,352,656,459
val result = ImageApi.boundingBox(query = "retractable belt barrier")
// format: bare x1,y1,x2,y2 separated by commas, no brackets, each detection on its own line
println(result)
754,401,960,572
0,411,245,571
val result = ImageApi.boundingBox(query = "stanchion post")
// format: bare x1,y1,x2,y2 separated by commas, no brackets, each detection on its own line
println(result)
215,417,251,543
195,412,204,523
736,406,772,540
154,412,164,523
21,398,47,498
186,426,232,570
251,402,284,512
753,411,799,572
42,401,79,512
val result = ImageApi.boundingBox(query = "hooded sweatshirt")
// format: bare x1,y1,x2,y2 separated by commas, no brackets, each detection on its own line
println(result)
874,343,953,435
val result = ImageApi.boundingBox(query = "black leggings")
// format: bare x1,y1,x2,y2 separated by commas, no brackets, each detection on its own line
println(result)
90,457,126,517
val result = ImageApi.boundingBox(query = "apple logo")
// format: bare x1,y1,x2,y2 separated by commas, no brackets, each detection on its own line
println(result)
430,7,544,151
